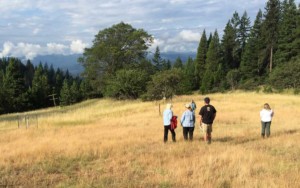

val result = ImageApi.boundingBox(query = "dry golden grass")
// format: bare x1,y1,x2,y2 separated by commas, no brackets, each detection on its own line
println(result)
0,92,300,187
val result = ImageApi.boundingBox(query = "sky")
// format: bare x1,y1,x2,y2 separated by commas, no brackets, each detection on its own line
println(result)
0,0,299,60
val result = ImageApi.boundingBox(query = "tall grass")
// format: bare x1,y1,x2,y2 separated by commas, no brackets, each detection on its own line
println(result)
0,92,299,187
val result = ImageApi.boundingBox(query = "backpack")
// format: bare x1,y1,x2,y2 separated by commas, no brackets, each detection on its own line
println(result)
170,116,177,130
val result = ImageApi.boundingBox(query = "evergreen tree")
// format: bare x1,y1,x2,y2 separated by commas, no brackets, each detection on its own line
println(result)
24,60,34,88
60,79,71,106
240,10,264,84
80,79,93,100
201,30,222,92
0,70,5,114
275,0,298,65
239,11,251,54
221,21,236,70
161,60,172,71
184,57,197,91
152,46,163,71
70,80,80,104
194,30,207,89
29,64,50,109
2,58,27,112
230,11,242,69
173,56,183,69
262,0,281,72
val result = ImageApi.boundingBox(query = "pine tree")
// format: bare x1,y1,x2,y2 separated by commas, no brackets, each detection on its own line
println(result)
230,11,242,69
2,58,27,112
221,21,236,70
24,60,34,88
240,10,264,82
30,64,50,109
60,79,71,106
201,30,222,92
262,0,281,72
0,70,5,114
70,80,80,104
161,59,171,71
184,57,196,91
173,56,183,69
275,0,298,65
194,30,207,89
239,11,251,54
152,46,163,71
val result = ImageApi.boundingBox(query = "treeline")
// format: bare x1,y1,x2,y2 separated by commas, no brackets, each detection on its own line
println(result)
1,0,300,115
80,0,300,100
0,58,91,114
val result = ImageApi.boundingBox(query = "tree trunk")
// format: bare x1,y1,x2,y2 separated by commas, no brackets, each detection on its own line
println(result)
270,46,273,72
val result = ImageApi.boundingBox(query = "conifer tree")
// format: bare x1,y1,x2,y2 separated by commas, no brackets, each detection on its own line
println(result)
275,0,298,65
70,80,80,104
262,0,281,72
201,30,222,92
239,11,251,54
2,58,27,112
30,64,50,109
221,21,236,70
0,70,5,114
194,30,207,89
240,10,264,82
184,57,196,91
152,46,163,71
60,79,71,106
173,56,183,69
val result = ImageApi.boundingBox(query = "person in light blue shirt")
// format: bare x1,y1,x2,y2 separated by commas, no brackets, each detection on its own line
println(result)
180,104,195,141
191,99,197,113
163,103,176,142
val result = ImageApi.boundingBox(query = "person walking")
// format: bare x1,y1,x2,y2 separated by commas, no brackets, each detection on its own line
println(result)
190,100,197,113
163,103,176,142
260,103,274,138
199,97,217,144
180,104,195,141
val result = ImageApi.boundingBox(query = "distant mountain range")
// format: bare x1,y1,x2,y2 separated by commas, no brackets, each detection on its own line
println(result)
31,54,84,76
31,52,196,75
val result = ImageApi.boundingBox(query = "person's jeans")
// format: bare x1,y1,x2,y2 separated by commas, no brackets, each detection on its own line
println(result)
183,127,194,141
164,125,176,142
261,121,271,137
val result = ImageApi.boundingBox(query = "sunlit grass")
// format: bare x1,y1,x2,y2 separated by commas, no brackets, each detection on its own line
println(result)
0,92,299,187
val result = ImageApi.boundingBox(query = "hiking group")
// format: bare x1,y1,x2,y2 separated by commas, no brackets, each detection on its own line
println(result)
163,97,274,144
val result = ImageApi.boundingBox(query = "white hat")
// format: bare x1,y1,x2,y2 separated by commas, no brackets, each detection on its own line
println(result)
185,103,191,108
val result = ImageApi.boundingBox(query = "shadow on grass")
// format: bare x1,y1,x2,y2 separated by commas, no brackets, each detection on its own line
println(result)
215,129,299,145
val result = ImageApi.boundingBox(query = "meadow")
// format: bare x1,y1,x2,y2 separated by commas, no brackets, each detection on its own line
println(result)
0,92,300,188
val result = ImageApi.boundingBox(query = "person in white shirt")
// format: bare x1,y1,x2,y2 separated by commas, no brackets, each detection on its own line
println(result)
260,103,274,138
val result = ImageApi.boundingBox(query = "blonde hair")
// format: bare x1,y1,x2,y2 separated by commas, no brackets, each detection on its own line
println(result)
166,103,172,110
264,103,271,110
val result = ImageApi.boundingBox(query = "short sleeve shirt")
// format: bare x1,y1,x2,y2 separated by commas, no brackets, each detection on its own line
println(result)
199,104,217,124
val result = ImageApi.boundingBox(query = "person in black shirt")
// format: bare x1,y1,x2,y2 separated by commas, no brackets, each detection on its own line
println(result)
199,97,217,144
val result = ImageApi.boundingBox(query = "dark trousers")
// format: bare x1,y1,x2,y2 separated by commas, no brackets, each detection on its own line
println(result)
183,127,194,141
261,121,271,138
164,125,176,142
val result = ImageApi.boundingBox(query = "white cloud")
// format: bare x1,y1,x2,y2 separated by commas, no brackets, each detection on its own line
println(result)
0,41,85,60
2,0,299,57
46,43,68,54
70,40,88,54
178,30,200,42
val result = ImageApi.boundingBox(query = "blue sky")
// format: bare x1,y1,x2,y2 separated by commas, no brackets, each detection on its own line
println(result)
0,0,299,59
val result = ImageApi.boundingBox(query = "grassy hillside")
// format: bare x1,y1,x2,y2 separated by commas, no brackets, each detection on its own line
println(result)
0,92,300,187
